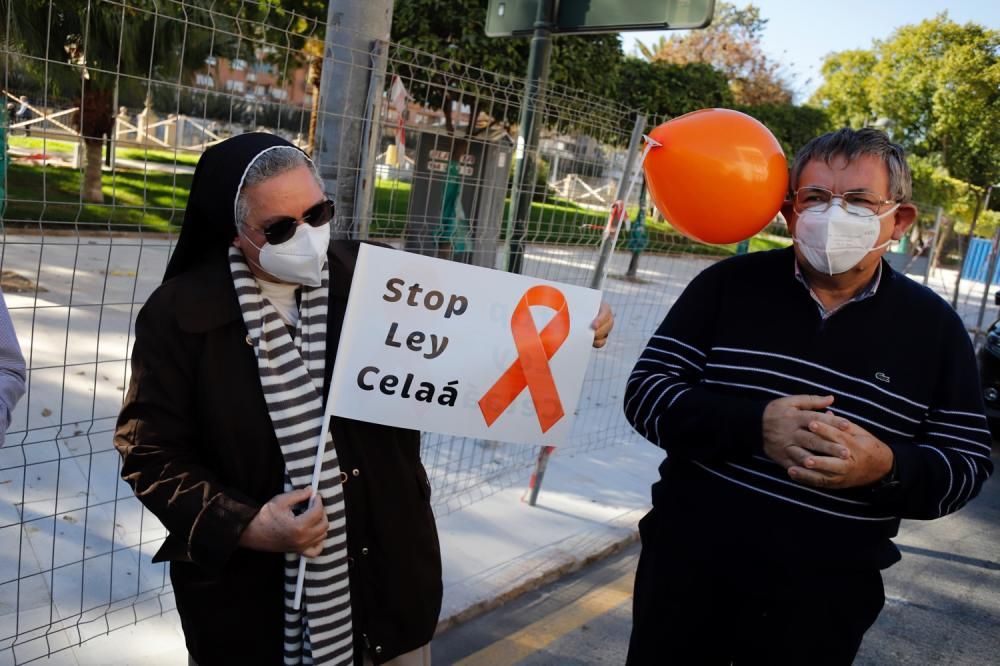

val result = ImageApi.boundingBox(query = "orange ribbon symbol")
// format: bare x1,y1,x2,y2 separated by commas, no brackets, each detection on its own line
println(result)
479,285,570,433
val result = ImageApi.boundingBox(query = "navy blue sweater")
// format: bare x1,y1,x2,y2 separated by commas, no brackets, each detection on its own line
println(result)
625,248,994,570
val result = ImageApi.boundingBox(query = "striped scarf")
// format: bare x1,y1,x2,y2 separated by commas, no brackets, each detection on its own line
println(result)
229,248,354,665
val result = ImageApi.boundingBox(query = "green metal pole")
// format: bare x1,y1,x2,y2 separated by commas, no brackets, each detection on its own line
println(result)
504,0,556,275
626,181,649,278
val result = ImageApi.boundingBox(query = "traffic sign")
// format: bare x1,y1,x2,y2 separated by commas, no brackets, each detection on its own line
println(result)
485,0,715,37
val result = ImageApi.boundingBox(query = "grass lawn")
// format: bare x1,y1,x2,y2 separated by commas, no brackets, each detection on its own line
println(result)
0,165,785,257
116,147,201,167
9,135,202,167
3,163,190,232
8,135,78,154
372,178,775,258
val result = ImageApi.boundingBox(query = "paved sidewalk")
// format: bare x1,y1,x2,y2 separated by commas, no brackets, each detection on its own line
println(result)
8,439,664,665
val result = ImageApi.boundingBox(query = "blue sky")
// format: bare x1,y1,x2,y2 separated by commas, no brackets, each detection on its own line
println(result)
619,0,1000,103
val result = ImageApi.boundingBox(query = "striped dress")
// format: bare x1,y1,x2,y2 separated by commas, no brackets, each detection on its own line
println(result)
625,248,993,569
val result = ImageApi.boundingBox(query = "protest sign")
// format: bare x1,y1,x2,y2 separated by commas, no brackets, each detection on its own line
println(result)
328,244,603,445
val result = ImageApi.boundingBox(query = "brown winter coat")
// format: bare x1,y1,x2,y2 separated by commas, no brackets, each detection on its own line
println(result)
114,241,442,665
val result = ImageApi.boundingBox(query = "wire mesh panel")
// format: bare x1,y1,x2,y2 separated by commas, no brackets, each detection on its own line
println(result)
0,1,326,660
0,2,763,659
4,1,985,663
376,44,649,512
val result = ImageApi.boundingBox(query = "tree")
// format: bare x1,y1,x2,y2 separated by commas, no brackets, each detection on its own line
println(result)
3,0,214,202
637,2,793,105
735,103,831,159
390,0,623,136
809,50,876,129
617,59,733,124
616,58,828,162
810,14,1000,189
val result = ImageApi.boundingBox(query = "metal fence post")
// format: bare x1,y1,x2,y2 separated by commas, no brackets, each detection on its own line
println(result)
356,40,390,241
951,186,990,309
314,0,394,239
526,113,646,507
589,114,647,292
974,227,1000,346
502,0,556,275
525,445,556,506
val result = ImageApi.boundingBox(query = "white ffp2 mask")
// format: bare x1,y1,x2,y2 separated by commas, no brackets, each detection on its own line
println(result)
794,203,898,275
244,222,330,287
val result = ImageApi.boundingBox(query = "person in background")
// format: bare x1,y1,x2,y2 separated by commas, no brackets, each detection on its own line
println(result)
435,140,471,264
624,127,992,665
14,96,31,136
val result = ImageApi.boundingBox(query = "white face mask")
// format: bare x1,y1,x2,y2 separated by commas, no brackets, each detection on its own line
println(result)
243,222,330,287
794,202,899,275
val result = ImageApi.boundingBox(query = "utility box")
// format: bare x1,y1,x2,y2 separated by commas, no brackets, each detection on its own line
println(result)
403,129,514,269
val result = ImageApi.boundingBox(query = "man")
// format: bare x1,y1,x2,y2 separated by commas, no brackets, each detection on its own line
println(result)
115,133,613,666
624,127,992,665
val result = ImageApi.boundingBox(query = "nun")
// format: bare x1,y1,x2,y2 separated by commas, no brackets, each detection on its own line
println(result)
115,133,440,666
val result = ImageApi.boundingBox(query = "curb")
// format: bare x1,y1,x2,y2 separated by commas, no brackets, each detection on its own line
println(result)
435,528,639,636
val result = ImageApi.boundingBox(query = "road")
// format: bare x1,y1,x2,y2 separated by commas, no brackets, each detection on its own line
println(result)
435,450,1000,665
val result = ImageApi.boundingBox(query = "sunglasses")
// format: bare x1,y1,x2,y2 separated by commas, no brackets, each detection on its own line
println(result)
253,199,335,245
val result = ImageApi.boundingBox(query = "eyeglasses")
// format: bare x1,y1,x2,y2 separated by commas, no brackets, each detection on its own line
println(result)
793,187,896,217
245,199,335,245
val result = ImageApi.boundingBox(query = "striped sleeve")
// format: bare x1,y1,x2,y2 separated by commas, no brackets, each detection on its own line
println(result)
885,315,993,519
624,263,769,463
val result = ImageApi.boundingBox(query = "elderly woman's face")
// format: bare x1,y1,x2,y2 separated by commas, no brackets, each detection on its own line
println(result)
233,164,326,282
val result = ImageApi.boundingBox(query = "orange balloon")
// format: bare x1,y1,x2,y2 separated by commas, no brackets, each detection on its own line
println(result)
643,109,788,244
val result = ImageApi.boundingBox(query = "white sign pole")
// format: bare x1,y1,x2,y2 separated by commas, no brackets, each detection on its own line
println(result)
292,386,338,610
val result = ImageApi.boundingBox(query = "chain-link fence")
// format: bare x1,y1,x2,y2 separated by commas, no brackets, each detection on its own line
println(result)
0,1,994,663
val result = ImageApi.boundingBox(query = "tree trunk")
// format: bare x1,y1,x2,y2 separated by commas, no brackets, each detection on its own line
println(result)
82,137,104,203
307,57,322,157
465,97,480,137
72,82,114,203
442,90,454,135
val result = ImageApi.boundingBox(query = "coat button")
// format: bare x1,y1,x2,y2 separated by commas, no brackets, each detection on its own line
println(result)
374,646,382,655
245,334,253,346
361,547,369,555
352,468,360,477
